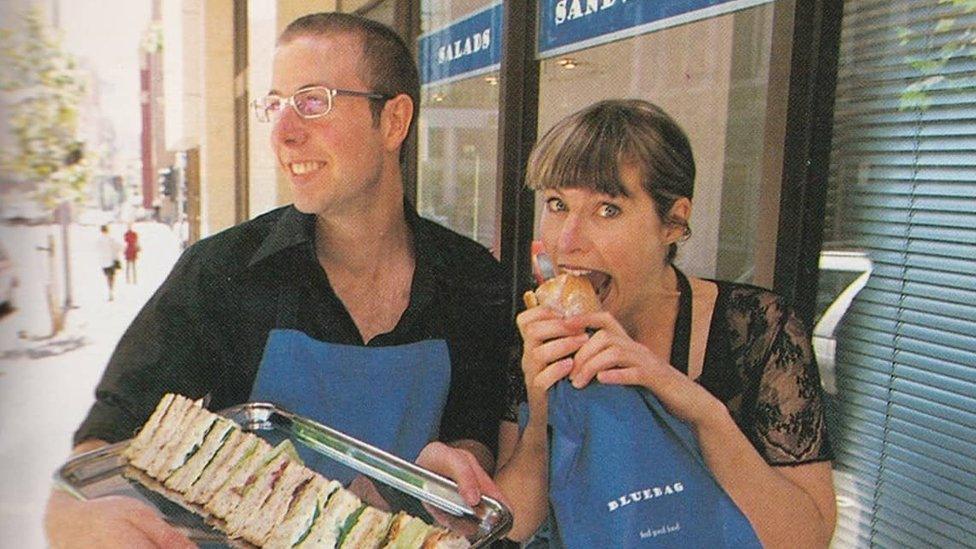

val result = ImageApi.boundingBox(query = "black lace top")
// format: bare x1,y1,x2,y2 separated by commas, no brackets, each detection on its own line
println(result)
506,280,833,466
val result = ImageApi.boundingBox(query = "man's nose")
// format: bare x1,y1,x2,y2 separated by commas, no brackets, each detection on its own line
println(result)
272,106,308,147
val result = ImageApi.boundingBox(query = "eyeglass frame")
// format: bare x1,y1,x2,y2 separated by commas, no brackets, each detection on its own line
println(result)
251,85,394,122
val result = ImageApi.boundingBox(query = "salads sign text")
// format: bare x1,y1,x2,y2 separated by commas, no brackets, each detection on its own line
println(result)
419,3,503,86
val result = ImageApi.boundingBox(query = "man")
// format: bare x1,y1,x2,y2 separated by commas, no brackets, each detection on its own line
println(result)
46,13,509,547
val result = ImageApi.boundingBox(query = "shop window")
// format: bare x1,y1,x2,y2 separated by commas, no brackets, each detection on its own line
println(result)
821,1,976,546
535,3,782,283
417,1,502,250
353,0,395,26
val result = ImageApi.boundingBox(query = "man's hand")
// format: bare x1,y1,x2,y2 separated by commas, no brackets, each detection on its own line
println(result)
46,439,196,549
416,441,506,507
45,490,196,549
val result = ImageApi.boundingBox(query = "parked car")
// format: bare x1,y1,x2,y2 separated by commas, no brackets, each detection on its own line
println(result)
812,248,873,395
0,241,18,312
0,199,51,225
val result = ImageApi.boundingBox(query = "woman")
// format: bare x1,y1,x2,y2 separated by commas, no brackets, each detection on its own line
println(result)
496,100,836,547
123,224,139,284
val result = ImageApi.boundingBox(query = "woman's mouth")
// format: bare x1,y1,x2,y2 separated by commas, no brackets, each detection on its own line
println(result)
562,267,612,303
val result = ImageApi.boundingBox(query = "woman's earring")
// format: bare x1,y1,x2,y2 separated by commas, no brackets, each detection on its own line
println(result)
675,223,691,243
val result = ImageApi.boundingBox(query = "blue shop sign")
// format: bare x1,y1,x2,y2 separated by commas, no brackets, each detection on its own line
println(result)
418,3,504,86
537,0,774,59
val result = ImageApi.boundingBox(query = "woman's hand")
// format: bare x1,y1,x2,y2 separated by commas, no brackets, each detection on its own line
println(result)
515,306,590,422
567,311,721,426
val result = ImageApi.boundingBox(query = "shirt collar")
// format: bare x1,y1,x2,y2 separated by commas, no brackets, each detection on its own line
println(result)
246,202,441,271
247,206,316,268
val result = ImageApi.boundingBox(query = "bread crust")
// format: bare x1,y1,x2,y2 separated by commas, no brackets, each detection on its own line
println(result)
524,274,601,316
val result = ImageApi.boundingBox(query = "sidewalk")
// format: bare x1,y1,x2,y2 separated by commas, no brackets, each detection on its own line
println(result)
0,221,182,548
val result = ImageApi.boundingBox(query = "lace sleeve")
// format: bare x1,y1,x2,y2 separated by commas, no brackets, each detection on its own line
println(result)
754,295,832,464
725,288,833,465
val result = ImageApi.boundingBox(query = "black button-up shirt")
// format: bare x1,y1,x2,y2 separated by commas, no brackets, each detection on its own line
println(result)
75,205,512,454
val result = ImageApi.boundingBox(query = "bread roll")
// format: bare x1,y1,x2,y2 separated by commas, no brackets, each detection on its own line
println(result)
523,273,601,317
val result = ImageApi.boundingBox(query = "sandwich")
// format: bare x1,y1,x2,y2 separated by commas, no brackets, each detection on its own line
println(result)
143,403,209,477
380,512,435,549
339,506,393,548
523,273,602,317
183,429,254,504
164,417,237,492
204,437,282,519
127,394,197,469
222,443,300,534
147,406,219,479
293,488,362,548
232,461,315,544
422,527,472,549
124,392,177,459
264,476,341,549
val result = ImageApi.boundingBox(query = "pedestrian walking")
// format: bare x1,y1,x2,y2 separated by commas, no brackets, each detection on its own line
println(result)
123,225,139,284
96,225,123,301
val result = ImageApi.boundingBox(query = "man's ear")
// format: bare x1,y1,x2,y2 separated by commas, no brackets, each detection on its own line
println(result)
380,93,414,153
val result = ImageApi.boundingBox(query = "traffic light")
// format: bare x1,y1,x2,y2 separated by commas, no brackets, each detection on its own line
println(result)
159,167,175,197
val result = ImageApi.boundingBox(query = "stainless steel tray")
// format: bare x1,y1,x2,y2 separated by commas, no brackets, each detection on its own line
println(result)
55,402,512,548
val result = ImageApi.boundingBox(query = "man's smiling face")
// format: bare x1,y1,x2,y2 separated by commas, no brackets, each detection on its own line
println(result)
269,32,386,217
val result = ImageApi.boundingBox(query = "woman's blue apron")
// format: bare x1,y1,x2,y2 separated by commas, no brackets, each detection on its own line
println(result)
248,288,451,484
533,269,762,548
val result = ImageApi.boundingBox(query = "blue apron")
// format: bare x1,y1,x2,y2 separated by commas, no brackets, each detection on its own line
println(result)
249,288,451,484
542,269,762,548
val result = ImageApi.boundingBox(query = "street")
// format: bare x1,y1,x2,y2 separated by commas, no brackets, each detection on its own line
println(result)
0,221,182,548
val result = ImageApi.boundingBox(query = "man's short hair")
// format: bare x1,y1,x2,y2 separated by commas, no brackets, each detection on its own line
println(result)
278,13,419,163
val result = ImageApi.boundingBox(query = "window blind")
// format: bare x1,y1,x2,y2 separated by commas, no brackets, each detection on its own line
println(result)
824,0,976,547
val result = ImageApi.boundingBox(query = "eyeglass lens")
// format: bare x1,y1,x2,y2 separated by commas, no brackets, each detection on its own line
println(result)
293,88,331,117
255,88,333,122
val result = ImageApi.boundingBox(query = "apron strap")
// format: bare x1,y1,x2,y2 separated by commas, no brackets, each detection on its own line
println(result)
670,268,717,380
687,277,718,381
670,268,693,375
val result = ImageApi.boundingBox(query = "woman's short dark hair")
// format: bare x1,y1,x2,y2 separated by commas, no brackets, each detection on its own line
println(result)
278,13,419,162
525,99,696,263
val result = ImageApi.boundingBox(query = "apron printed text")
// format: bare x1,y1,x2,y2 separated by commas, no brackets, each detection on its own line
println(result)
606,481,684,512
641,522,681,539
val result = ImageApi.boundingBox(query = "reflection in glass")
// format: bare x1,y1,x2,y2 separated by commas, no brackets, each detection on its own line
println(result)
417,0,501,251
417,75,500,249
535,5,779,283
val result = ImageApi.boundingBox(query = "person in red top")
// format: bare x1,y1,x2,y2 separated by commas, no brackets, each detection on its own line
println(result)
123,224,139,284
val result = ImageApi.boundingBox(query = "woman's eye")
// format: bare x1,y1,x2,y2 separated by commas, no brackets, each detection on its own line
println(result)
545,197,567,212
598,203,621,218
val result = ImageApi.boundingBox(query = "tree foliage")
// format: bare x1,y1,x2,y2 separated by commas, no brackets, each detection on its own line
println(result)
898,0,976,111
0,7,92,208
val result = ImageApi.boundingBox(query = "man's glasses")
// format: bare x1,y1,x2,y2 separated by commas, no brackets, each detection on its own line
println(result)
251,86,392,122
